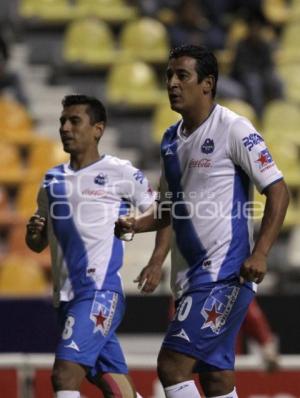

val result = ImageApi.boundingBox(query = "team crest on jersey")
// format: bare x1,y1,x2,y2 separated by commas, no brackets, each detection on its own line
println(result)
201,285,239,334
94,173,108,186
90,291,118,335
133,170,145,184
201,138,214,154
255,148,274,172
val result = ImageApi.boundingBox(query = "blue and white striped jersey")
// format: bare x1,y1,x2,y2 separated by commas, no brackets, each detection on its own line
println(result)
37,155,155,307
160,104,283,299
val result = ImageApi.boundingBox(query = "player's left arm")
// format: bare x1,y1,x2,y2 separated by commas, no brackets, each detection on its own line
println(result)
241,179,289,283
115,164,170,238
228,118,289,283
135,224,171,293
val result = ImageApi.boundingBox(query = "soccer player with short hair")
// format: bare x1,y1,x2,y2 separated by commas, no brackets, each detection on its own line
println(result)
26,94,152,398
115,45,289,397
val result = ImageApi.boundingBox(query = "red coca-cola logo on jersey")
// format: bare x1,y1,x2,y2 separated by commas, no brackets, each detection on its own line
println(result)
189,158,212,168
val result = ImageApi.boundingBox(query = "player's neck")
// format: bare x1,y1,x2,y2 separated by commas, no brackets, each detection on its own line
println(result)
182,101,215,136
70,150,101,171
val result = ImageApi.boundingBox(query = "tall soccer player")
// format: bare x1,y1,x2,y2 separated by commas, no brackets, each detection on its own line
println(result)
115,45,289,397
26,95,152,398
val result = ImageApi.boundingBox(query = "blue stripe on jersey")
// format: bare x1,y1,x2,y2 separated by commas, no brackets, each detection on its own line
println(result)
161,125,208,270
218,165,251,280
44,165,94,294
101,200,127,292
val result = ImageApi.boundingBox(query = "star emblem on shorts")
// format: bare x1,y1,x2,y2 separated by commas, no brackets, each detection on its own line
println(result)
202,303,222,328
95,310,107,327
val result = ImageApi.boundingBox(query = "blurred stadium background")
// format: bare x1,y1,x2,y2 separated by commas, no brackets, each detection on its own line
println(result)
0,0,300,397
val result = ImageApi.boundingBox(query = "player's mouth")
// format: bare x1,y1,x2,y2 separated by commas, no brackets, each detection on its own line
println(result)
61,136,73,145
169,93,182,104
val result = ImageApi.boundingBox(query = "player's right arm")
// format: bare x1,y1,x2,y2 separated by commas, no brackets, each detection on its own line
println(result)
25,186,49,252
135,224,171,293
26,214,48,252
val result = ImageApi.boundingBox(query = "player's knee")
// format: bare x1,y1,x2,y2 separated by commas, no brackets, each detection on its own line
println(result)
51,362,82,391
201,371,234,396
157,352,187,386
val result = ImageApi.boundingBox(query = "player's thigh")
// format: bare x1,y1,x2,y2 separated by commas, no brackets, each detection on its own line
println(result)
56,291,125,368
157,346,197,382
52,358,87,390
89,333,129,377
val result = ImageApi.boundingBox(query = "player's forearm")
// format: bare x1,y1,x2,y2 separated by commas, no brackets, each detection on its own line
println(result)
135,203,171,233
149,225,171,264
253,180,289,257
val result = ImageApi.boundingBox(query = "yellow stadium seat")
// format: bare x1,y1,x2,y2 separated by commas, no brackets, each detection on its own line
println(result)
0,187,20,227
0,98,36,146
0,255,48,296
19,0,73,21
277,63,300,103
281,22,300,50
289,0,300,21
26,137,69,180
74,0,137,23
252,189,266,223
268,141,300,188
279,22,300,62
63,17,116,67
253,189,300,228
7,221,51,270
226,18,248,49
107,61,163,108
219,99,258,127
15,180,41,219
119,17,170,64
262,0,291,26
263,100,300,144
19,0,37,17
284,202,300,228
0,142,24,185
19,138,68,217
152,100,181,144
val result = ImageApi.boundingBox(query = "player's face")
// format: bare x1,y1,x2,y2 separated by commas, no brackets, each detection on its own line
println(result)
166,56,207,114
59,105,102,154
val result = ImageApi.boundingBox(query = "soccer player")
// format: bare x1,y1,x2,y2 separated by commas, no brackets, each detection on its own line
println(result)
115,45,289,398
25,95,153,398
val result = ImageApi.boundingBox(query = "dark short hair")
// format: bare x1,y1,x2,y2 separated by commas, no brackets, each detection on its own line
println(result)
169,45,219,98
62,94,107,125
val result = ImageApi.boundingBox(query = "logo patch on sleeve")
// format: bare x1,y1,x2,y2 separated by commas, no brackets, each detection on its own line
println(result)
255,148,274,172
242,133,264,151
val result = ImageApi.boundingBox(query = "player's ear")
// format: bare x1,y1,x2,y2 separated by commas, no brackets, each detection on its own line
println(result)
202,75,215,95
94,121,105,142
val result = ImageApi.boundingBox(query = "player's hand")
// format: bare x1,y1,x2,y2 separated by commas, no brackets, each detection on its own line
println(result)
26,214,47,239
114,216,136,240
134,261,164,293
239,252,267,284
262,339,280,372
